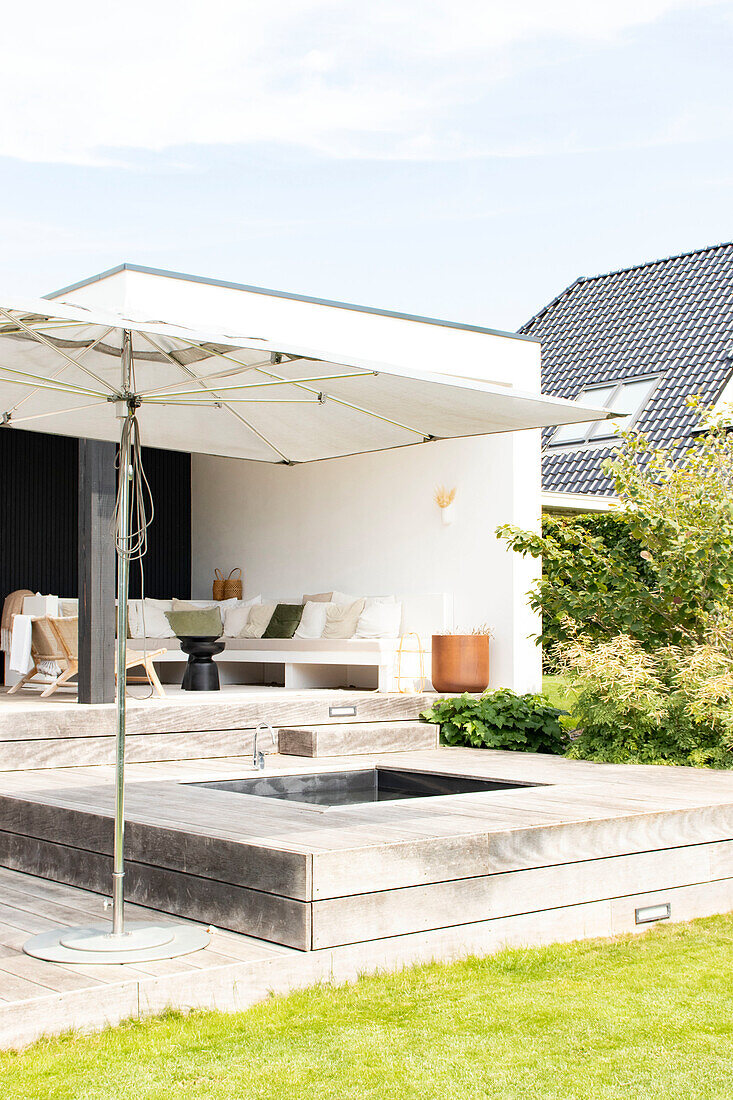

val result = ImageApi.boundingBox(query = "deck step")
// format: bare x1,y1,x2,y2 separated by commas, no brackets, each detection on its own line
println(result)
278,721,437,758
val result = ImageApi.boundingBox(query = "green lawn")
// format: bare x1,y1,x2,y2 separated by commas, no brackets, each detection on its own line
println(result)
541,673,572,709
4,914,733,1099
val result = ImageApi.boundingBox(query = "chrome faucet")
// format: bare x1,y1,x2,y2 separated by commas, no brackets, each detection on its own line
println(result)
253,722,276,770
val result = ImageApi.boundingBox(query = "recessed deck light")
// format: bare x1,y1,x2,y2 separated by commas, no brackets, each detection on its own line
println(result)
635,902,671,925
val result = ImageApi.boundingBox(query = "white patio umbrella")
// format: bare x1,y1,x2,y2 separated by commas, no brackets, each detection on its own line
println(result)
0,294,613,962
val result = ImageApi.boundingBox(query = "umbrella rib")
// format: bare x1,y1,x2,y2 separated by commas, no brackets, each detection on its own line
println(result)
143,372,377,399
0,307,122,397
248,364,431,439
136,356,286,397
166,337,430,439
0,320,89,337
144,397,321,405
10,399,109,425
0,364,109,399
136,332,292,463
162,338,376,385
4,326,116,417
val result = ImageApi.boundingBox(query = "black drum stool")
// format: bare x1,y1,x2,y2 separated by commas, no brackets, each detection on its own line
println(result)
179,635,225,691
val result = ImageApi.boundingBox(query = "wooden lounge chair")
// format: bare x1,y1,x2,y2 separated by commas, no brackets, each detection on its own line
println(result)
7,616,167,698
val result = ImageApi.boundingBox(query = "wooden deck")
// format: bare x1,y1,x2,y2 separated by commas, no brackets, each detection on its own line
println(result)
1,747,733,1048
1,749,732,948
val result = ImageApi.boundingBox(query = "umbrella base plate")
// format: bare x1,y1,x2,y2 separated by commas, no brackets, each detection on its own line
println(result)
24,921,210,964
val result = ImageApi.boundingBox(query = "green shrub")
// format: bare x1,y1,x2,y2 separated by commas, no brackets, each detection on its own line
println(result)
562,634,733,768
421,689,568,755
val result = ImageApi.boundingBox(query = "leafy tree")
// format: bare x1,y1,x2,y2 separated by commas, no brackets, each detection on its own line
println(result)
498,407,733,654
611,408,733,646
498,513,653,655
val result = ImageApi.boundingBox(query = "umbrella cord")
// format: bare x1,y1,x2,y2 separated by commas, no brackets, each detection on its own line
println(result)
113,412,156,699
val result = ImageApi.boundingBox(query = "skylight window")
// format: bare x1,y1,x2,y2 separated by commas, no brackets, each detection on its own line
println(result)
550,376,660,445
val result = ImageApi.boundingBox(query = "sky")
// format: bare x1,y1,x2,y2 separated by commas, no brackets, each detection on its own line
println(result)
1,0,732,330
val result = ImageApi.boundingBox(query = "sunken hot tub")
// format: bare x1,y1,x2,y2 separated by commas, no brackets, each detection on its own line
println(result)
189,767,538,809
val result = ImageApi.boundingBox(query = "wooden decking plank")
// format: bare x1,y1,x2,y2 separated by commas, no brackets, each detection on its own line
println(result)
0,969,54,1003
0,954,107,995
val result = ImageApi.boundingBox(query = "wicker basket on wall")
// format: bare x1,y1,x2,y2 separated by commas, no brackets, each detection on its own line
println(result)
222,567,243,601
212,569,225,601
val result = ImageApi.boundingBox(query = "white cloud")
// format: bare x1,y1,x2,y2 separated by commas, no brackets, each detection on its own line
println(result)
1,0,727,165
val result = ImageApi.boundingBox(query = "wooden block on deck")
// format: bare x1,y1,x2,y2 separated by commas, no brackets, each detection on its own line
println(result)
278,722,438,757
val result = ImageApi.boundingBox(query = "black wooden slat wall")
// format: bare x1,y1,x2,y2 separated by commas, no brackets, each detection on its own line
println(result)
0,430,78,604
0,428,191,680
127,444,192,600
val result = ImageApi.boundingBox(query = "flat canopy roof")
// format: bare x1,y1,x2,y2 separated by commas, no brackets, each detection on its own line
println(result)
46,262,540,345
0,293,612,463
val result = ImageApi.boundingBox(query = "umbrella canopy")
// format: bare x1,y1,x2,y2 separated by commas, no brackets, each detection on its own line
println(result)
0,295,612,460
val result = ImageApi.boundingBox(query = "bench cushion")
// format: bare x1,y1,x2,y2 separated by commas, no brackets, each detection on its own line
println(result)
134,636,401,654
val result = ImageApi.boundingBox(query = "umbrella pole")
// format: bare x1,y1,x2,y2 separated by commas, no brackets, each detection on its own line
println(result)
22,331,210,963
112,398,132,936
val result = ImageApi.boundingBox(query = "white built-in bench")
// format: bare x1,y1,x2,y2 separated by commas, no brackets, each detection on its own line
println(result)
132,593,451,692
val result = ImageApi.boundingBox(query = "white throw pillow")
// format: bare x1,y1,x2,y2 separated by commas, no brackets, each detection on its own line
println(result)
172,597,240,611
223,596,263,637
355,601,402,639
138,598,175,637
294,601,329,639
331,590,361,606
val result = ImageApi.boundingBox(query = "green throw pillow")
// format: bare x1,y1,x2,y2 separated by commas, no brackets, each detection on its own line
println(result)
262,603,304,639
165,607,223,638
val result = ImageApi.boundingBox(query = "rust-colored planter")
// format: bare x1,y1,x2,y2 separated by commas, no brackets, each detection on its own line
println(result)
431,634,490,694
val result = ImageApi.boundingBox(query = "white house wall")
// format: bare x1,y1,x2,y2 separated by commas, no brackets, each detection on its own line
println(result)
191,430,542,692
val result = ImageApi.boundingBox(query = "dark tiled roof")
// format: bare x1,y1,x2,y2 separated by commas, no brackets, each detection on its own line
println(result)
521,242,733,496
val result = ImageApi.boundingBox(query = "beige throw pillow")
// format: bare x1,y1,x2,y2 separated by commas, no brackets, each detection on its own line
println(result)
240,602,276,638
322,599,366,640
302,591,333,604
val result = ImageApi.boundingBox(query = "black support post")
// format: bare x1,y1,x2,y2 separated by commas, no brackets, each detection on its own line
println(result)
77,439,116,703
